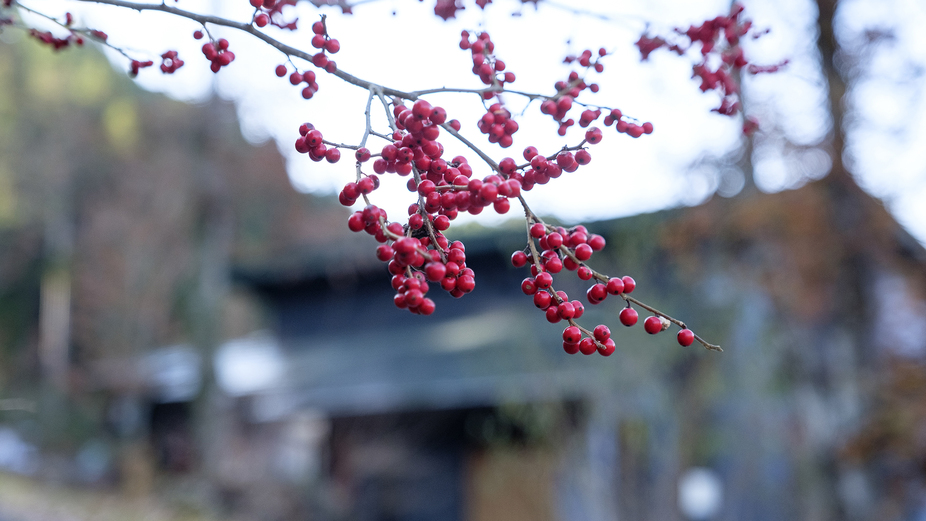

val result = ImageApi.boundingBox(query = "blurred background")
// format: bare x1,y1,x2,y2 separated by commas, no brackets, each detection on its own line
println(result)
0,0,925,520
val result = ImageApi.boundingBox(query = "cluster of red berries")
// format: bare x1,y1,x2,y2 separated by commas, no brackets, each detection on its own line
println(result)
638,2,784,120
459,31,515,94
129,59,153,77
294,123,341,163
511,220,698,355
388,238,477,312
248,0,298,30
476,103,518,148
307,20,338,72
276,66,320,100
159,50,184,74
198,36,235,73
28,29,79,50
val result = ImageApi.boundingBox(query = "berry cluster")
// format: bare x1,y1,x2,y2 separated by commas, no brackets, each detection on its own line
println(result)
200,37,235,73
129,59,153,77
637,2,786,121
307,19,338,72
159,50,184,74
247,0,298,30
28,28,79,50
514,220,700,355
294,123,341,163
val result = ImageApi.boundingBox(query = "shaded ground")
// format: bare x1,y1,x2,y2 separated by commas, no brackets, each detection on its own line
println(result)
0,472,236,521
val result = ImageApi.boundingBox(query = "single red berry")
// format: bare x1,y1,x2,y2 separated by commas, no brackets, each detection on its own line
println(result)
311,21,325,35
574,243,593,261
575,149,592,165
557,301,575,319
535,271,553,289
193,30,204,40
375,244,394,262
533,290,552,309
587,234,606,251
521,277,538,295
571,300,585,319
677,329,695,347
593,324,610,342
619,307,638,326
621,276,636,293
577,266,593,280
425,262,447,282
579,337,597,355
511,251,528,268
325,39,340,54
347,212,364,232
587,283,607,304
644,316,663,334
275,64,287,77
563,341,580,355
584,127,603,144
544,257,563,274
325,148,340,163
456,275,475,293
597,338,616,356
530,223,546,238
312,52,328,68
418,298,436,315
546,232,564,248
563,326,582,344
606,278,624,295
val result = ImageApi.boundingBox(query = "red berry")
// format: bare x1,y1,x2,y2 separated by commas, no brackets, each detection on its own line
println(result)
530,223,546,238
593,324,610,342
619,307,638,326
644,316,663,334
418,298,436,315
325,39,340,54
597,338,615,356
563,326,582,344
586,283,607,304
533,290,552,309
677,329,695,347
571,300,585,319
521,277,537,295
325,148,341,163
577,266,593,280
575,149,591,165
563,341,580,355
606,278,624,295
275,64,287,77
578,338,597,355
535,271,553,289
574,243,593,261
375,244,394,261
456,275,475,293
511,251,528,268
193,30,204,40
621,276,636,293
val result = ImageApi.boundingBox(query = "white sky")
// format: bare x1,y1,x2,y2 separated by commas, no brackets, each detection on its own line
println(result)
19,0,926,245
